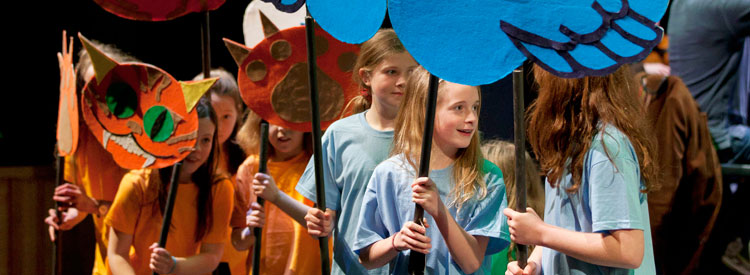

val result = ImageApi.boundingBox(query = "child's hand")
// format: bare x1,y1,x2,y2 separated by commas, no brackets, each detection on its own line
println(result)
393,219,432,254
53,183,97,214
44,208,80,241
505,260,540,275
305,208,334,237
503,207,546,246
149,243,177,274
252,173,280,203
411,177,443,218
246,202,265,229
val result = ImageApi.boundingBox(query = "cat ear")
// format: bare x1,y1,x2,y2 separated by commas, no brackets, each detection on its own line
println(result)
179,78,217,112
259,11,280,38
78,33,118,84
223,38,251,67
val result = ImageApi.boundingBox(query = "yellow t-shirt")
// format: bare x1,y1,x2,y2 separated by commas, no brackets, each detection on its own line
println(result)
229,152,331,275
64,124,129,275
104,169,233,275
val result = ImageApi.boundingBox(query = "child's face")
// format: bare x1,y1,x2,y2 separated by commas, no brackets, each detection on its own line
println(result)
182,117,215,176
360,52,418,112
210,93,239,145
433,83,479,156
268,124,304,159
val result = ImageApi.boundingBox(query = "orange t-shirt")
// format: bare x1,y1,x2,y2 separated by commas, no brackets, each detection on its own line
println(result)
231,152,331,275
105,169,233,275
64,124,129,275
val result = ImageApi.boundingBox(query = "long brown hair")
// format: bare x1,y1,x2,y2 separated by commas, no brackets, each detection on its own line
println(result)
392,66,485,209
527,64,657,193
157,96,221,242
194,68,245,175
343,28,407,115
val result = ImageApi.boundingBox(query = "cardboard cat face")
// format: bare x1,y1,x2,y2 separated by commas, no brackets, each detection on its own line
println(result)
224,12,360,132
93,0,225,21
79,33,216,169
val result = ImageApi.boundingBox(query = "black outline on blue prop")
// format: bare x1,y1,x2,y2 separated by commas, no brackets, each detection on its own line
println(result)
261,0,306,13
500,0,663,78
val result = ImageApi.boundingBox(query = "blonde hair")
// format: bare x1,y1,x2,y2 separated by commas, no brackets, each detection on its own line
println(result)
343,28,407,115
482,140,544,260
391,66,485,209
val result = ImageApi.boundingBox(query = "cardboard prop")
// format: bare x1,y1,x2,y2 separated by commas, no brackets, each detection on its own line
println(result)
244,1,306,48
93,0,225,21
224,12,360,133
306,0,668,85
78,33,216,169
57,31,79,157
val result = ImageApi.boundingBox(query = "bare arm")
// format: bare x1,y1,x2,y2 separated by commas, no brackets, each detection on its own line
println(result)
253,173,310,225
504,208,645,269
108,228,136,275
540,226,644,269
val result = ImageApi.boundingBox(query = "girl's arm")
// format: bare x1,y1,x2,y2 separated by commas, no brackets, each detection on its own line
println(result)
108,228,136,275
149,242,225,274
412,177,488,274
358,221,432,269
504,208,644,269
253,173,310,225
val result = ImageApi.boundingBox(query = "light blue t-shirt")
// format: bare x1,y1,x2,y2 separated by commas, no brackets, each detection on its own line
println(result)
353,154,510,274
296,111,392,275
542,125,655,275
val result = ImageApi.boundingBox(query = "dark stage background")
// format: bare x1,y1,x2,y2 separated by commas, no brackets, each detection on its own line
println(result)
2,0,526,167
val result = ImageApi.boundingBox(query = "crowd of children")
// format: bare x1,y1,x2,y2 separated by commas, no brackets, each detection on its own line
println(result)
48,22,660,275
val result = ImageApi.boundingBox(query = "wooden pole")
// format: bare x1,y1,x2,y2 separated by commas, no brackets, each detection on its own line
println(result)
251,121,269,275
304,13,331,275
152,162,182,275
407,74,440,275
512,68,528,268
53,151,64,275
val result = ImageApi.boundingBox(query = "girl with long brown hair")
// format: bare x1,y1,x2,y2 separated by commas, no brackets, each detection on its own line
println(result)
504,65,658,275
353,66,509,274
295,28,418,275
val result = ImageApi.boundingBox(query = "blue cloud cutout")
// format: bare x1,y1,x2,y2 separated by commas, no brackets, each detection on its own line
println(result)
302,0,668,85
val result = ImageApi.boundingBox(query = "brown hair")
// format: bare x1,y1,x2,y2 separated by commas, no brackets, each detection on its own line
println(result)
481,140,544,259
157,96,221,242
235,109,312,158
194,68,246,175
343,28,407,115
391,66,485,209
527,64,658,193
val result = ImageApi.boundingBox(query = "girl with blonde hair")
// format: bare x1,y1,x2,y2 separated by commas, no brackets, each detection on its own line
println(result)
353,66,509,274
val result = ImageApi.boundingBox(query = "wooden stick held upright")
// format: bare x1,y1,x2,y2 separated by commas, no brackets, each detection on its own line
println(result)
304,12,331,275
53,150,64,275
153,162,182,275
512,68,528,268
252,121,269,275
407,74,440,275
152,10,211,275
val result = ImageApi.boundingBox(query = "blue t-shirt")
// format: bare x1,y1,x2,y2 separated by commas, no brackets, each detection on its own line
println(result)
296,111,392,275
542,125,655,275
353,154,510,274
